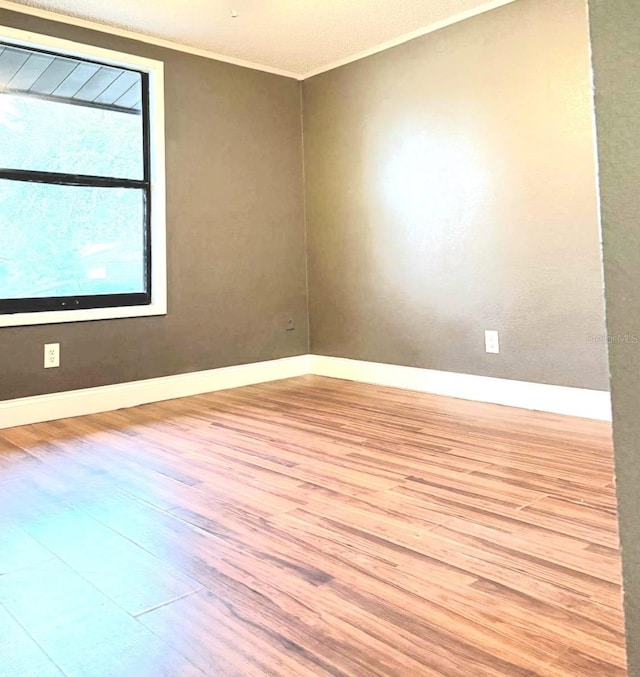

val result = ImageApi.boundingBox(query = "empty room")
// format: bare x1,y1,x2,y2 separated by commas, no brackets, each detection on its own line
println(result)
0,0,638,674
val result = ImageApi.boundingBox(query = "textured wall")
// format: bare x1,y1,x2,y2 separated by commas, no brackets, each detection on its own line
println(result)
0,9,309,401
589,1,640,674
303,0,608,390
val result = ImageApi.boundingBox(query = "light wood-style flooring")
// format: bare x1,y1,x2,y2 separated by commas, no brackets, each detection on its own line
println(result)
0,375,625,676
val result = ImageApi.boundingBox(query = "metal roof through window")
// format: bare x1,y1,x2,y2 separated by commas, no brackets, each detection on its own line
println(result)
0,43,142,114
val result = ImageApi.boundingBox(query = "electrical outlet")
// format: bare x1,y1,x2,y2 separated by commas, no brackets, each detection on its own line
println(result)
44,343,60,369
285,313,296,331
485,330,500,354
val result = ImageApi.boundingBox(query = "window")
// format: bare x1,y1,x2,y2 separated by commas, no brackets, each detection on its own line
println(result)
0,27,165,327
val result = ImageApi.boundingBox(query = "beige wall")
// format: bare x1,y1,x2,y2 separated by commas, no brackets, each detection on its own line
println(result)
303,0,608,390
0,0,609,399
589,1,640,674
0,9,309,401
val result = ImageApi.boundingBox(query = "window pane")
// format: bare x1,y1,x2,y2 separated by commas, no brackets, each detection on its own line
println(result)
0,91,144,179
0,180,146,299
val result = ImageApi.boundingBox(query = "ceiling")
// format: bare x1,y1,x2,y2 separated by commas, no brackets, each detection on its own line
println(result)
2,0,516,78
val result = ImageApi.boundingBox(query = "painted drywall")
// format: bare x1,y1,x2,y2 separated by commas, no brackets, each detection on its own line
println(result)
589,1,639,674
0,9,309,401
303,0,609,390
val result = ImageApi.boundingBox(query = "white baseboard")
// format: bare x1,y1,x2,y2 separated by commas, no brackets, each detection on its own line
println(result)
0,355,311,430
310,355,612,421
0,353,611,430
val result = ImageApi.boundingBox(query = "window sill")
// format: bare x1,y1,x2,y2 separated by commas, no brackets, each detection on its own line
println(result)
0,300,167,328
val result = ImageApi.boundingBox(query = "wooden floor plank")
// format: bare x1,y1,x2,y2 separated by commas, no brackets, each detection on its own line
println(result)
21,511,203,616
0,558,204,676
0,521,55,575
0,375,625,675
0,603,64,676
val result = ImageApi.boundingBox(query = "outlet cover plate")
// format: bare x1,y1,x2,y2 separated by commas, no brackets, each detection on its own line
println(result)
44,343,60,369
485,330,500,354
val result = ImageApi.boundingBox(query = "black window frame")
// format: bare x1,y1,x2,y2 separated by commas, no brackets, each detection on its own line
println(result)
0,43,152,316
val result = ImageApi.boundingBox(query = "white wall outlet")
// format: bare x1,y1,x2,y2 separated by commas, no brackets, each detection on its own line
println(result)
485,330,500,354
44,343,60,369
